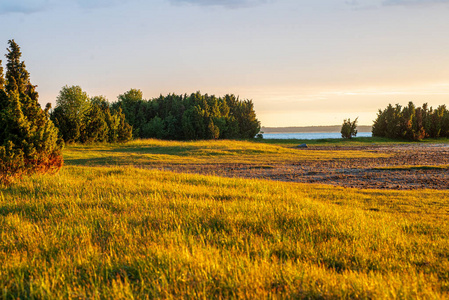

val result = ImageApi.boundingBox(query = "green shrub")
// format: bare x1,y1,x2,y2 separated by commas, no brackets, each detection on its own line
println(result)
341,117,358,139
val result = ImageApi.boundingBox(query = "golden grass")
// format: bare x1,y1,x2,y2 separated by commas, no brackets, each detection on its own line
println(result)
0,170,447,298
0,139,448,298
64,139,388,167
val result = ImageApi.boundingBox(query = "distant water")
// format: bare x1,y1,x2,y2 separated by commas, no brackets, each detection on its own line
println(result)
262,132,372,140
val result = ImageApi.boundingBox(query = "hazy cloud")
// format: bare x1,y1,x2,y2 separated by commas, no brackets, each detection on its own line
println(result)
345,0,361,6
75,0,131,9
383,0,449,5
0,0,50,14
345,0,449,9
169,0,270,9
0,0,130,14
0,0,269,14
345,0,379,10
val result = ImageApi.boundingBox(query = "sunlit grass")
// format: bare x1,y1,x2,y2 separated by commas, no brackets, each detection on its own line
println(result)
64,139,388,167
1,167,448,298
0,139,448,298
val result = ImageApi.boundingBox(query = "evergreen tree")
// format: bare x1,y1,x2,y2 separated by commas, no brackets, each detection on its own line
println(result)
401,102,416,140
441,107,449,138
0,60,8,142
421,103,431,138
412,107,426,140
5,40,29,95
80,96,109,143
51,105,81,143
372,108,387,138
115,107,133,142
0,40,63,184
142,116,166,139
206,119,220,140
164,114,180,140
429,106,444,138
104,109,120,143
112,91,261,141
0,59,4,89
372,102,449,140
81,103,108,143
115,89,143,137
181,108,197,140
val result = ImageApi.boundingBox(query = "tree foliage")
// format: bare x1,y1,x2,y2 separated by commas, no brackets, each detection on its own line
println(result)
51,85,90,143
341,117,358,139
0,40,63,184
372,102,449,140
113,91,261,140
51,87,132,144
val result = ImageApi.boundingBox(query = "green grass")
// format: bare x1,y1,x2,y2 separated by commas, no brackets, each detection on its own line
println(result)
374,165,449,171
0,139,448,298
257,136,449,147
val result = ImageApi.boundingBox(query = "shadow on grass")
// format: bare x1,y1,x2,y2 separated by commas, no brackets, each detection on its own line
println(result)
107,145,196,155
64,142,275,167
0,201,55,222
64,144,198,167
64,157,122,166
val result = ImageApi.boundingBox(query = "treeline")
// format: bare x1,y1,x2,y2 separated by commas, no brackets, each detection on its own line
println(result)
372,102,449,140
50,86,132,144
0,40,62,183
50,88,261,143
112,90,261,140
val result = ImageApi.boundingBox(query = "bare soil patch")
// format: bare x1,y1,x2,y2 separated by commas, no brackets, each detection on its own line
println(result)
161,144,449,190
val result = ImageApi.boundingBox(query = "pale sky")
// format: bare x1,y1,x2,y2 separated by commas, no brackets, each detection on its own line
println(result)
1,0,448,126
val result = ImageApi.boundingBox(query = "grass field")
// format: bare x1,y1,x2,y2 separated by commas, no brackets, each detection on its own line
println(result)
63,139,389,167
1,139,448,298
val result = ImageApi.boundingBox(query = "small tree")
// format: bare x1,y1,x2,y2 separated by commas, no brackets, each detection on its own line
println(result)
341,117,358,139
51,85,90,143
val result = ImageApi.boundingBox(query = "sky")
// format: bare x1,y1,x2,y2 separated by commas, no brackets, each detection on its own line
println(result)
1,0,448,127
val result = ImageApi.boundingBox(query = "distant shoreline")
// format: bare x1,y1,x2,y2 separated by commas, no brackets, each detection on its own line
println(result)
261,125,372,133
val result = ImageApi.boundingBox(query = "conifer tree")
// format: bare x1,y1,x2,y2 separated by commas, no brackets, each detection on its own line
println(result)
5,40,29,95
372,102,449,140
0,40,63,184
116,107,133,142
81,103,108,143
0,60,8,141
0,60,4,89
